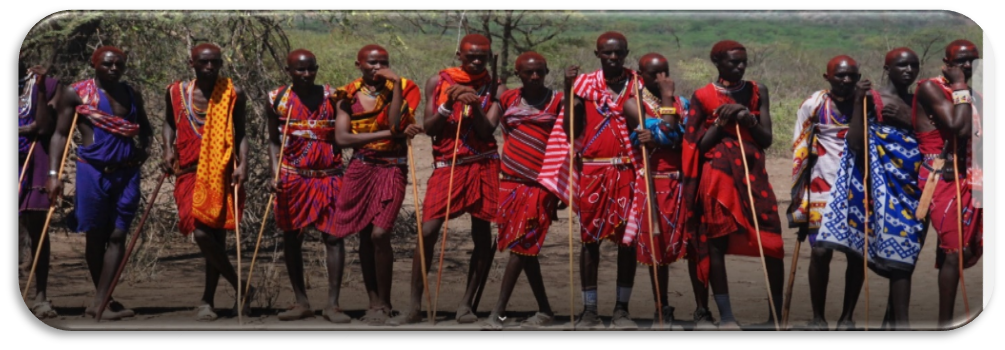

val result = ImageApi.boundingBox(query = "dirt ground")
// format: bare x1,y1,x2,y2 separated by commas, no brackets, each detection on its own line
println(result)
19,136,982,331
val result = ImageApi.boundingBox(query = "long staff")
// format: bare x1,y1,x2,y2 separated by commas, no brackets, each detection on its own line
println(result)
734,122,779,331
952,136,970,319
430,99,466,325
22,112,78,301
781,239,801,329
96,172,168,321
234,160,244,325
241,102,294,309
19,141,37,195
408,138,434,322
862,97,870,331
566,88,577,331
634,77,663,328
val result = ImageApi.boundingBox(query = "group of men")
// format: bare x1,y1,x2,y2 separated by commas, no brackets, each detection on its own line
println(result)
18,31,982,330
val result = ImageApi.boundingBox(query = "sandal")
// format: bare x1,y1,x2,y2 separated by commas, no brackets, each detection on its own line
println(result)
84,304,124,321
31,300,58,319
323,306,351,324
387,309,422,326
520,312,554,329
278,304,314,321
195,304,218,322
456,305,478,324
836,320,856,331
804,319,829,331
108,300,135,318
361,307,390,326
481,312,505,330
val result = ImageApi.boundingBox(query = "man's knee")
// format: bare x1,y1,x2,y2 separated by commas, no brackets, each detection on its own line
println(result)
323,234,343,248
192,228,216,244
810,247,833,263
108,229,128,245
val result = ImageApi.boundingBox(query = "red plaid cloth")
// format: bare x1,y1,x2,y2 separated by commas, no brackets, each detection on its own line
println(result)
422,158,499,222
497,180,558,256
334,153,407,236
636,176,687,266
73,79,140,137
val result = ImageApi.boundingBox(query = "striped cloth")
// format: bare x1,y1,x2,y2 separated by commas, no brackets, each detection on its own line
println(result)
73,79,140,137
499,88,563,181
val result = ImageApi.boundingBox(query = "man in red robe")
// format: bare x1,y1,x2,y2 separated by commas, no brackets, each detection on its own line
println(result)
912,39,983,328
538,31,646,330
162,43,250,322
333,45,423,325
390,34,506,325
262,49,345,322
681,40,784,329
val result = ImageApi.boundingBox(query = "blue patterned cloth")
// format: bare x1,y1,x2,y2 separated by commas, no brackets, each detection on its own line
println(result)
815,120,925,276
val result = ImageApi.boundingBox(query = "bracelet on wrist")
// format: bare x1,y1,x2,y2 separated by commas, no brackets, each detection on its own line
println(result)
437,104,453,117
952,90,973,105
48,170,58,177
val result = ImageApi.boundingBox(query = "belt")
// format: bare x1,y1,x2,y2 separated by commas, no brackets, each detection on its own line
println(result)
580,156,632,165
499,173,537,184
78,158,142,174
923,153,941,160
280,164,344,178
177,163,198,175
433,151,499,169
650,171,681,180
353,154,407,166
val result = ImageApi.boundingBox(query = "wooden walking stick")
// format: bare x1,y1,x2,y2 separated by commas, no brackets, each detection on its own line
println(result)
734,123,779,331
634,76,664,328
862,96,871,331
234,161,244,325
241,97,294,309
566,88,577,331
19,140,37,195
782,239,801,329
22,112,78,301
430,96,467,325
96,172,168,321
407,138,434,322
952,136,971,319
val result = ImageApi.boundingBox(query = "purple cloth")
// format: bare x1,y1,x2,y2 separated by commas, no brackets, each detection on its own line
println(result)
73,160,140,233
19,140,51,213
18,77,58,215
74,83,138,166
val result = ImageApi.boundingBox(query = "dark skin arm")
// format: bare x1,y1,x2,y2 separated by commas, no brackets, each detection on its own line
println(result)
20,67,58,136
422,75,447,137
161,88,177,174
334,99,423,148
473,83,507,138
847,80,872,159
46,85,84,202
133,88,154,163
703,83,773,150
232,86,249,188
693,93,724,154
265,96,282,189
916,65,972,139
637,73,679,148
877,93,914,131
561,65,585,141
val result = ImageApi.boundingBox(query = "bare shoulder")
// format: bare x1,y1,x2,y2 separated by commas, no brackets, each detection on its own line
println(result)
425,74,441,91
755,81,770,94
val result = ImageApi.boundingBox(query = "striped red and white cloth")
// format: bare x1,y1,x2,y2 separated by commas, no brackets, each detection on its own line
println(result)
536,68,646,245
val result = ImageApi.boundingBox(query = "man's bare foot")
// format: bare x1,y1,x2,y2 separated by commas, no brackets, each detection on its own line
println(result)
456,305,478,324
195,304,218,322
803,319,829,331
387,309,422,326
836,320,856,331
278,304,314,321
31,300,57,319
323,306,351,324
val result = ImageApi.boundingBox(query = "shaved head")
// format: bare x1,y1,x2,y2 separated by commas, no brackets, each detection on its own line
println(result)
515,51,547,71
710,40,745,62
191,43,221,61
596,31,628,49
826,55,858,77
356,44,387,62
945,39,979,59
287,49,316,66
91,46,126,67
639,52,668,70
885,47,917,67
459,34,491,51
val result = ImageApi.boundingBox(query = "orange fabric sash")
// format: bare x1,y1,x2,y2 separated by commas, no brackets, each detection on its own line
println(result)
191,78,239,229
435,67,489,106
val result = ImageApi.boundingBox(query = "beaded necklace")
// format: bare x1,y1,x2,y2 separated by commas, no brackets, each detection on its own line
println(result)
182,81,208,138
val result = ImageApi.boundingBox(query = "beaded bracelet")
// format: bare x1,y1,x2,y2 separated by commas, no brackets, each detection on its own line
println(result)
437,104,452,117
952,90,973,105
